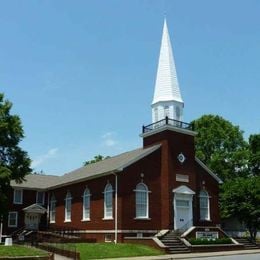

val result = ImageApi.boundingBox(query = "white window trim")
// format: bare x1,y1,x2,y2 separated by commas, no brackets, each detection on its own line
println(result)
13,189,23,205
50,197,56,223
82,188,91,221
134,183,151,220
8,211,18,227
199,191,211,221
103,184,113,220
64,192,72,222
36,191,45,205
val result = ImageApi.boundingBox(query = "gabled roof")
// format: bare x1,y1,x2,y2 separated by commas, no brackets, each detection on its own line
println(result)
11,144,161,190
23,203,47,214
11,174,60,190
54,144,161,189
195,157,223,184
172,185,195,195
152,19,183,105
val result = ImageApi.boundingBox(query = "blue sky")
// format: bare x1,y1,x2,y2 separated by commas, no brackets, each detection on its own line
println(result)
1,0,259,175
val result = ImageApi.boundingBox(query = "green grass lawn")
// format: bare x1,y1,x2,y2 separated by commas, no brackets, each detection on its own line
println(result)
0,245,48,257
44,242,163,259
74,243,163,259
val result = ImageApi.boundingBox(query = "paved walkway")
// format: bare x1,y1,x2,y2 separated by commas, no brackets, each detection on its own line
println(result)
105,249,260,260
54,254,73,260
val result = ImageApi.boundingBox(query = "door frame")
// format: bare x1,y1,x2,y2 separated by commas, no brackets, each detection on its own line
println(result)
172,185,195,231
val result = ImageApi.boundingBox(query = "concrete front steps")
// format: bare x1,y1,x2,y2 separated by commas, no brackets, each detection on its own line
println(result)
234,237,260,250
160,231,191,254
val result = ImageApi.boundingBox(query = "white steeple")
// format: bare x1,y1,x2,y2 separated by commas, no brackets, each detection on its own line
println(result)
152,19,184,123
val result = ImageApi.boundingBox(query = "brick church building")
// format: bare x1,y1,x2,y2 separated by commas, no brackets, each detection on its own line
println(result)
3,19,222,243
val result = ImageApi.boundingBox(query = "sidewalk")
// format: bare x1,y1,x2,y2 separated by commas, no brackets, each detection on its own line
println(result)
54,254,73,260
106,249,260,260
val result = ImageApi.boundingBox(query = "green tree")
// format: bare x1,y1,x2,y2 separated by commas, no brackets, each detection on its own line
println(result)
0,93,31,216
248,134,260,176
84,155,110,166
191,115,248,181
221,176,260,241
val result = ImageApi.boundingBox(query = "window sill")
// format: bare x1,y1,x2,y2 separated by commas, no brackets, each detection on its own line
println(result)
64,220,71,223
13,202,23,205
81,219,90,222
8,225,17,228
50,221,55,224
102,217,114,220
199,219,212,222
134,217,151,220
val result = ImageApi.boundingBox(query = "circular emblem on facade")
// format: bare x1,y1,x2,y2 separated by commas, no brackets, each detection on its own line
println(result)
177,153,186,164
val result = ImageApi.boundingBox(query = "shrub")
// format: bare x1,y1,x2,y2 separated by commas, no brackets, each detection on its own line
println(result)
189,237,233,245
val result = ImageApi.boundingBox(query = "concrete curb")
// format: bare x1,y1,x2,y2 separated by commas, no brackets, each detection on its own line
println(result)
105,249,260,260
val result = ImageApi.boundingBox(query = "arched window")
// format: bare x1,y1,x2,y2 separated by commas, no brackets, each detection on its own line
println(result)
154,107,158,122
199,190,210,220
164,106,169,118
50,194,56,223
83,188,91,221
135,183,149,218
175,106,181,121
65,191,72,222
104,183,113,219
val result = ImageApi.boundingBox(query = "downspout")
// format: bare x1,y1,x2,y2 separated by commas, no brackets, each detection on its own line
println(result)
0,215,3,243
47,191,50,229
113,172,118,244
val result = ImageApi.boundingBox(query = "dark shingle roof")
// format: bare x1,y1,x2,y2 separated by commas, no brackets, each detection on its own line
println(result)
11,174,60,190
11,144,161,190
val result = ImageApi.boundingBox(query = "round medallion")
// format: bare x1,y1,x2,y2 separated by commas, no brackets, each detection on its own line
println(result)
177,153,186,164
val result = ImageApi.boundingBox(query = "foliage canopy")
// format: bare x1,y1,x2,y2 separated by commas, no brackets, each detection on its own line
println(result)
221,177,260,240
84,155,110,166
0,93,31,216
191,114,248,181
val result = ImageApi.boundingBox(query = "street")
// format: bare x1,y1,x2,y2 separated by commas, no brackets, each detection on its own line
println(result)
191,253,260,260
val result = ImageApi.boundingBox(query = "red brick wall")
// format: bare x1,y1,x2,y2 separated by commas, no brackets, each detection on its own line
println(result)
143,130,198,229
194,162,221,225
50,174,116,231
143,129,220,228
4,189,48,234
49,150,162,233
119,149,161,231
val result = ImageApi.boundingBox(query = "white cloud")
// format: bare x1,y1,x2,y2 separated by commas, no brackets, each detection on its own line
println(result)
31,148,59,168
102,132,118,147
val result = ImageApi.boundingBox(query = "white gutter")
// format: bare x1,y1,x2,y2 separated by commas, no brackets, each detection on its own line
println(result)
47,192,50,227
0,215,3,244
114,173,118,244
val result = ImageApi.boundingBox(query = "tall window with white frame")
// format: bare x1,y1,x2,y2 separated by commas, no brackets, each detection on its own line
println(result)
82,187,91,221
104,183,113,219
135,183,149,219
13,189,23,204
36,191,45,205
64,191,72,222
50,194,56,223
8,212,18,227
199,190,210,220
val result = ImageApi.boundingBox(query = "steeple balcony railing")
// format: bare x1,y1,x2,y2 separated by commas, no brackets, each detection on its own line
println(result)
142,116,193,134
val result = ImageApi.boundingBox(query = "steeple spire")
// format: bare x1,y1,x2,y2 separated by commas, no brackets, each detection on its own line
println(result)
152,19,184,123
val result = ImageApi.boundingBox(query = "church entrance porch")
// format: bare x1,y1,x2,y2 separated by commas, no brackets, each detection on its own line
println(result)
22,204,47,230
173,185,195,231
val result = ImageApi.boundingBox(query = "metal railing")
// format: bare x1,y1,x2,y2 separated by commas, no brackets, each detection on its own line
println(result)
142,117,193,133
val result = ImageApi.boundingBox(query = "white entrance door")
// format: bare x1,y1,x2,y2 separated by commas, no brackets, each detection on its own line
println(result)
25,213,40,230
175,199,191,230
173,185,195,231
